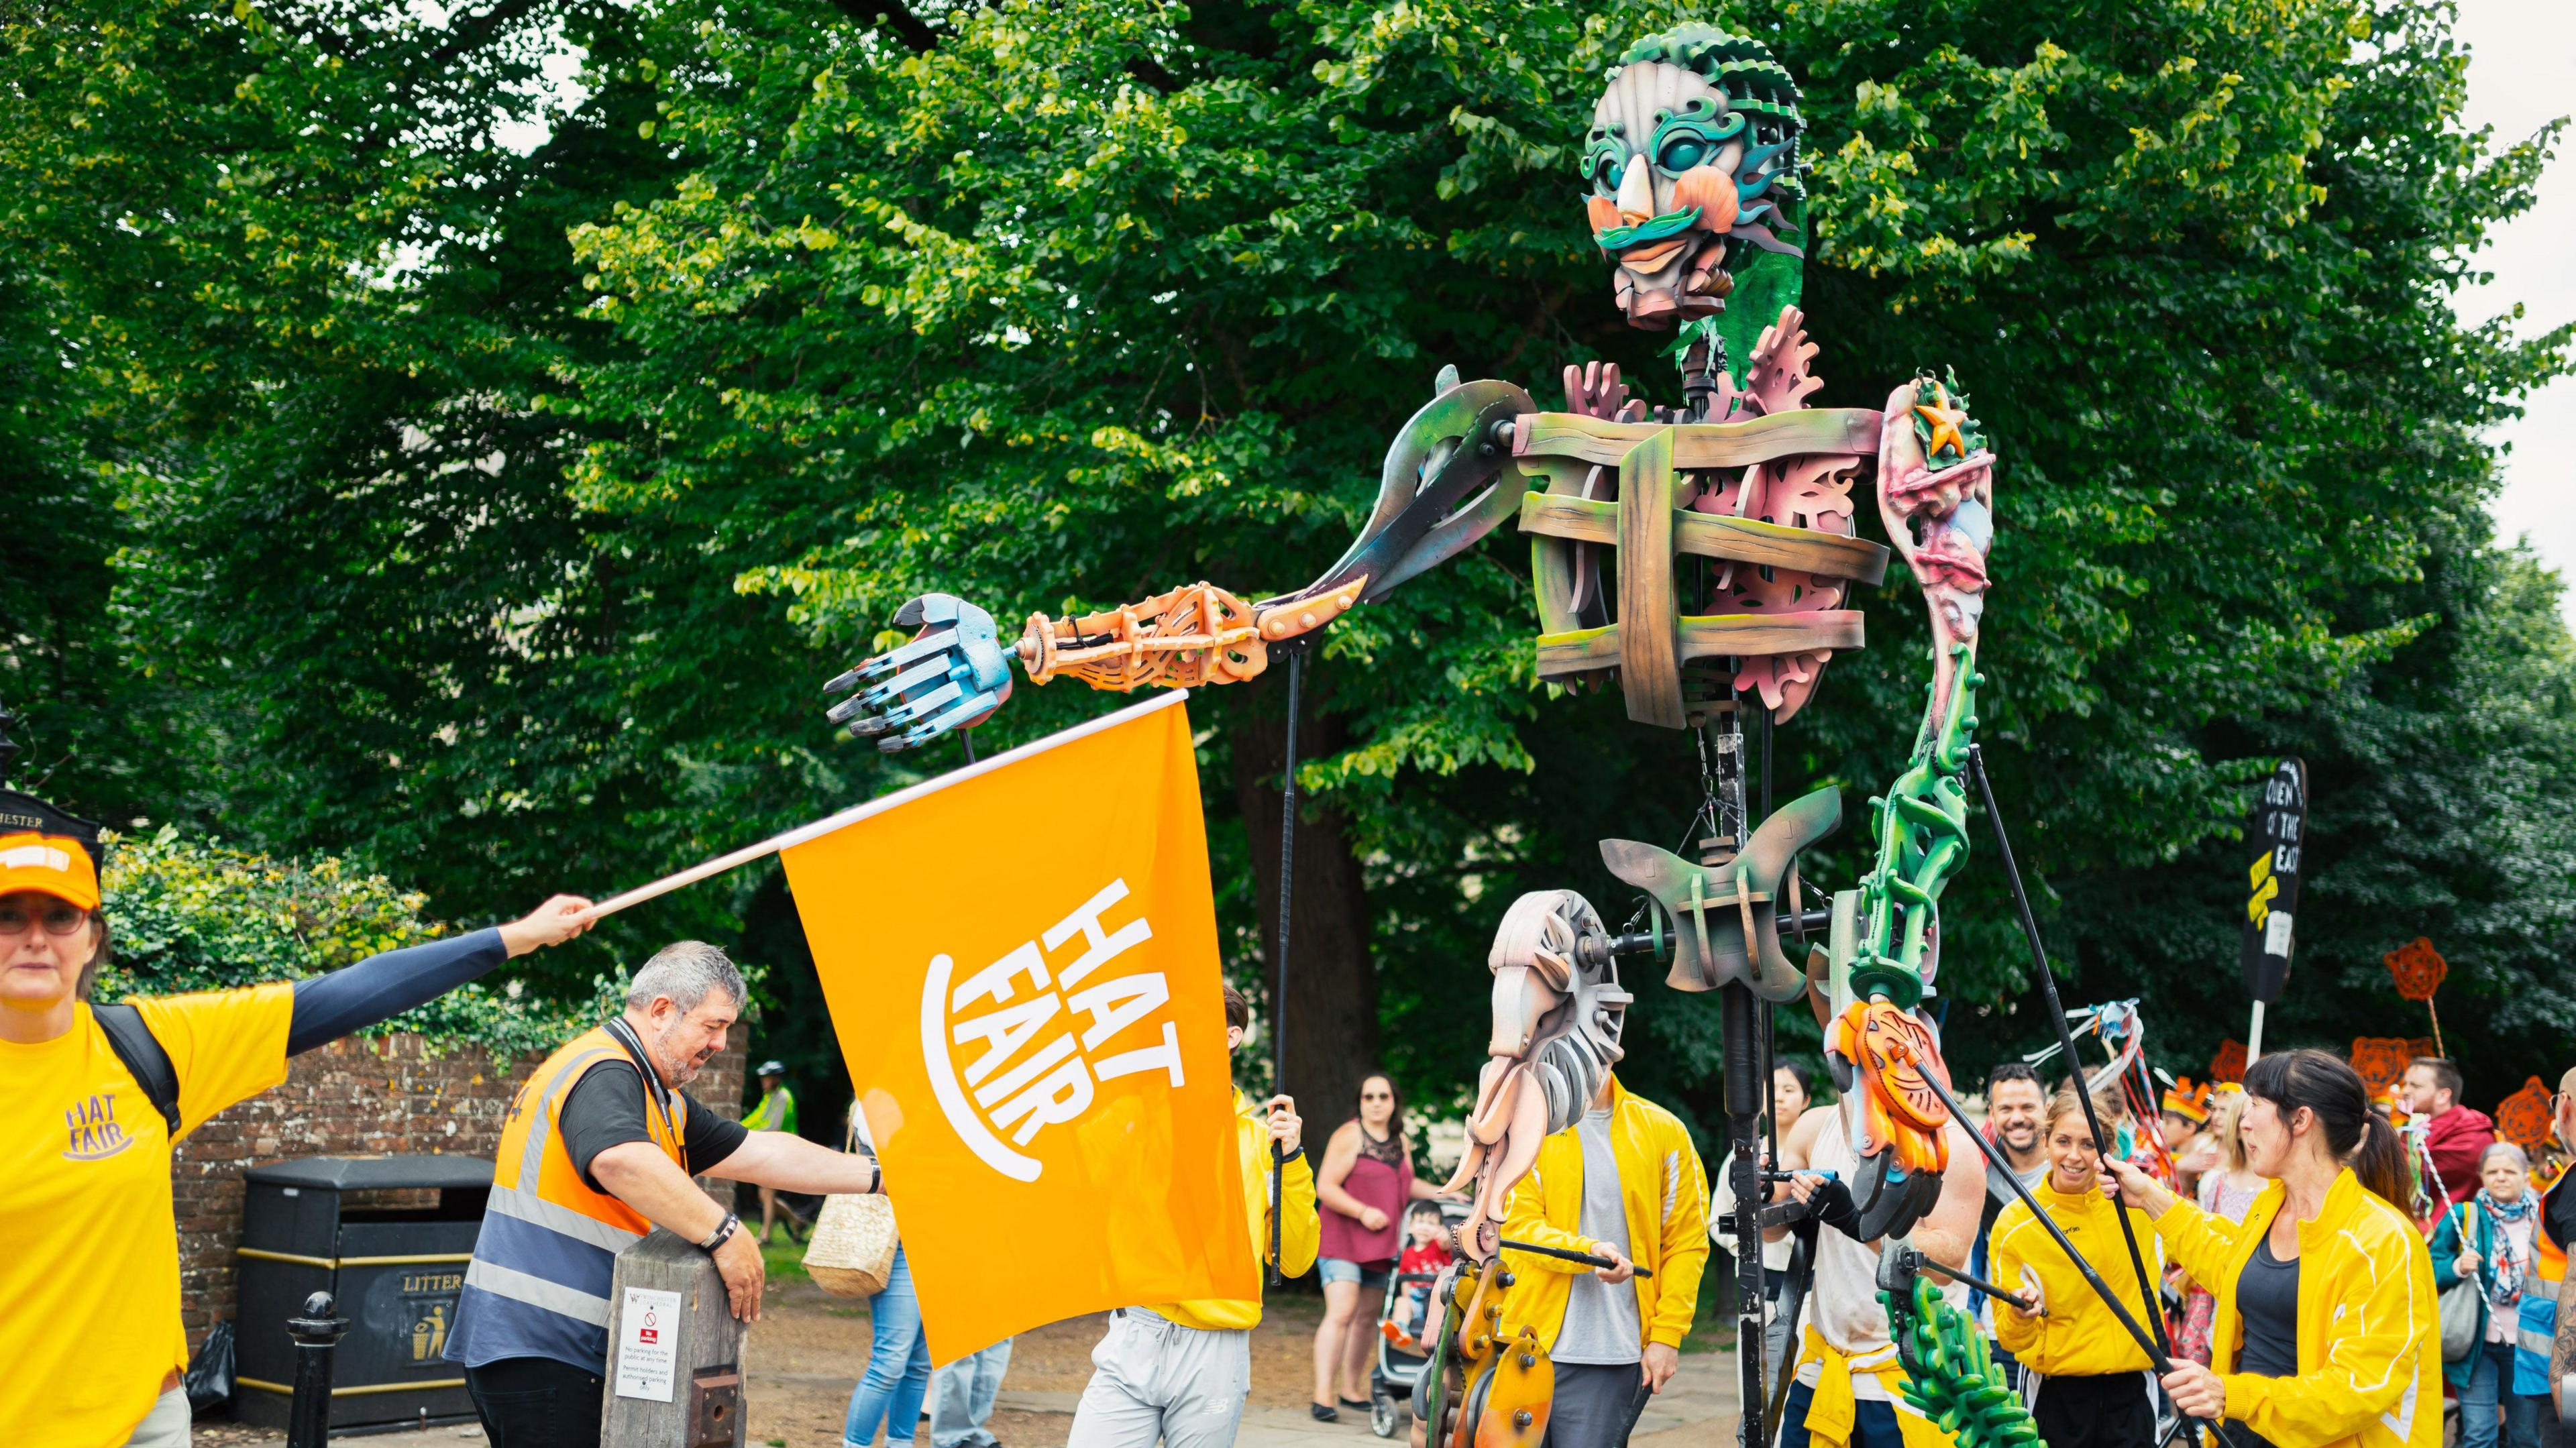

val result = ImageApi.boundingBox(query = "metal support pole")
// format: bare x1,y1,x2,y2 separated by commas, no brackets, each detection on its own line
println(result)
1725,982,1766,1448
284,1291,347,1448
1965,744,2177,1361
1270,649,1305,1287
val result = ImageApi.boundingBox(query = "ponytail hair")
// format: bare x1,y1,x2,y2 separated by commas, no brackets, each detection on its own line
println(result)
2241,1048,2409,1207
2352,1109,2409,1209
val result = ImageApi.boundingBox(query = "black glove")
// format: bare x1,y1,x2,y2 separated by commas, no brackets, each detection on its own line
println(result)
1807,1176,1862,1239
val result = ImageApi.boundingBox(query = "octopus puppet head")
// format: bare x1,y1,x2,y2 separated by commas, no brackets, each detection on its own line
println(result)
1584,25,1807,332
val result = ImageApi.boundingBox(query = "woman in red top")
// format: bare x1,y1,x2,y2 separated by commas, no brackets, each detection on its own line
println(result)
1310,1072,1442,1419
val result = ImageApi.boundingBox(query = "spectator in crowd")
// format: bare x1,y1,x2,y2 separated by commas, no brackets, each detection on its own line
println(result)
1389,1201,1452,1349
2176,1087,2265,1366
2103,1049,2438,1448
841,1103,930,1448
441,942,885,1448
929,1338,1013,1448
1311,1071,1439,1421
2161,1079,2214,1199
2434,1142,2546,1448
0,784,600,1448
1065,983,1315,1448
1776,1060,1817,1137
1968,1064,2051,1388
1990,1088,2163,1448
744,1059,811,1244
1501,1073,1711,1448
2406,1057,2498,1209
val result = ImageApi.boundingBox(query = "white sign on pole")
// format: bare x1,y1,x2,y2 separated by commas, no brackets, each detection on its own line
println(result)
612,1285,685,1402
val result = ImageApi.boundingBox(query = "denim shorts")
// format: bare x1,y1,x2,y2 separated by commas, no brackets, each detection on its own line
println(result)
1318,1257,1391,1288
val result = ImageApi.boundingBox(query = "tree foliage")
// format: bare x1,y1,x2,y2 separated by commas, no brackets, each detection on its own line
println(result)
2,0,2567,1135
99,828,608,1060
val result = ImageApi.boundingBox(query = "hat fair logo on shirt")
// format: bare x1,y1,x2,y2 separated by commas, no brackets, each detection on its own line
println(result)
62,1091,138,1161
920,878,1189,1183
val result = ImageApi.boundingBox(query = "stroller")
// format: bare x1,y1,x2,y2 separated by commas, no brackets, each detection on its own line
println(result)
1367,1199,1473,1439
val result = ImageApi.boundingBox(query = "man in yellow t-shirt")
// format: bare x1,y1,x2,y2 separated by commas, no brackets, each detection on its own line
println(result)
1065,982,1317,1448
0,785,595,1448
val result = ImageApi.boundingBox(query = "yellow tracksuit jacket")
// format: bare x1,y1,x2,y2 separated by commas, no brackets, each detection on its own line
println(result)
1498,1078,1711,1353
1988,1176,2161,1377
1150,1089,1320,1330
2155,1168,2441,1448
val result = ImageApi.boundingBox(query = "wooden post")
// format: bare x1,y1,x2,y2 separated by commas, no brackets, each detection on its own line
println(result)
602,1229,748,1448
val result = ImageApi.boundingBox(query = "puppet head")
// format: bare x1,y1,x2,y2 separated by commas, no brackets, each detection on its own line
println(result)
1583,26,1807,340
1441,889,1631,1258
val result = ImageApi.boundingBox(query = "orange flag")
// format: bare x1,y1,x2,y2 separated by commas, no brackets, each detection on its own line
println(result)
781,691,1253,1360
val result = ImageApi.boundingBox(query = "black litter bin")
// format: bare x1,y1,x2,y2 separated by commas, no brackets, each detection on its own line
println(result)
233,1155,491,1432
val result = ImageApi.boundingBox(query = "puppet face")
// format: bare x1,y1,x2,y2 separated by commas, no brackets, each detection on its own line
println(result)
1582,60,1797,329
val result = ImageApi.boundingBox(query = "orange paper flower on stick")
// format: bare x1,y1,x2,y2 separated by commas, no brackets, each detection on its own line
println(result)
2497,1077,2554,1151
2350,1038,2416,1094
2384,938,2447,1002
2210,1040,2247,1084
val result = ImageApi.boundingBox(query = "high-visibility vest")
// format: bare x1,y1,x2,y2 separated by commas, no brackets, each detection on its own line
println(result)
2515,1211,2567,1393
444,1024,691,1374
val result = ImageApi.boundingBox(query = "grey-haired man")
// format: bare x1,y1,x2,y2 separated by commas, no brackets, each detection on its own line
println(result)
445,941,881,1448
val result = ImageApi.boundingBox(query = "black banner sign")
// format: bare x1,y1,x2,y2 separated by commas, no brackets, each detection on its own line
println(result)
2240,758,2307,1004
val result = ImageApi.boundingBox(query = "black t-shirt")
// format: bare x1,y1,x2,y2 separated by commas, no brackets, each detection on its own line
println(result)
557,1060,749,1192
2235,1235,2302,1380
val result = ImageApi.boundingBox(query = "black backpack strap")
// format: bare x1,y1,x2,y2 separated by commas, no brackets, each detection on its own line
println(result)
93,1001,181,1138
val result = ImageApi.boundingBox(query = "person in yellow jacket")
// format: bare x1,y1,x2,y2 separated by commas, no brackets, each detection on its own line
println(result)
2102,1048,2440,1448
0,779,598,1448
1067,982,1318,1448
1990,1089,2164,1448
1497,1074,1711,1448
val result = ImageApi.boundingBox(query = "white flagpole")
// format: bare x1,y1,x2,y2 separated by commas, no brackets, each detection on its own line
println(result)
574,689,1191,924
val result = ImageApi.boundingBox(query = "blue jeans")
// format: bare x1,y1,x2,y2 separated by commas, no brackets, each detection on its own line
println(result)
2463,1338,2544,1448
845,1247,934,1447
930,1338,1014,1448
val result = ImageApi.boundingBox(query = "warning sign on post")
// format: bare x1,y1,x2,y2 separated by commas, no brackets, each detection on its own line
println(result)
613,1285,685,1402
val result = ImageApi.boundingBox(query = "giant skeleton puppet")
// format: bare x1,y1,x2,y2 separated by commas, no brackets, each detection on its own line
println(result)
824,24,2004,1448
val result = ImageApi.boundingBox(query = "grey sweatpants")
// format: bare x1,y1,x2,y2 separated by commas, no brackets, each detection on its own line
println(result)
1065,1308,1251,1448
1542,1361,1653,1448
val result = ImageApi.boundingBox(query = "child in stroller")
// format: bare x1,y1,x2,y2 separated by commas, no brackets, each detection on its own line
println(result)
1369,1200,1462,1437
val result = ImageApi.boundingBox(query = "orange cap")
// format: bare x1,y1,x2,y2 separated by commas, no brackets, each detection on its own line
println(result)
0,831,101,910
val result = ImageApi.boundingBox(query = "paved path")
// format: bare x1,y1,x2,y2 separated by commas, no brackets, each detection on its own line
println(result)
195,1355,1743,1448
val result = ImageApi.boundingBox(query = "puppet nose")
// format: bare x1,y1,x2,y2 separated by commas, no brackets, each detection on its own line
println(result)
1616,154,1655,226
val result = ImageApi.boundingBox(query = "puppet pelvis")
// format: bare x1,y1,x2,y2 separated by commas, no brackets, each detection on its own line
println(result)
1599,785,1839,1002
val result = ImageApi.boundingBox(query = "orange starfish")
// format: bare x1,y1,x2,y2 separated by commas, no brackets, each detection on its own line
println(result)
1914,388,1970,461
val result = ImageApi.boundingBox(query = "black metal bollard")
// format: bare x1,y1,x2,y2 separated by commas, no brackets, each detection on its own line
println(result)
285,1290,348,1448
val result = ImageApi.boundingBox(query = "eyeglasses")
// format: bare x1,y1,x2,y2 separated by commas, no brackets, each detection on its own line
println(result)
0,901,92,936
1360,1091,1395,1101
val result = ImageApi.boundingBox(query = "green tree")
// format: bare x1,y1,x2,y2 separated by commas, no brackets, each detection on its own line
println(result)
7,0,2569,1135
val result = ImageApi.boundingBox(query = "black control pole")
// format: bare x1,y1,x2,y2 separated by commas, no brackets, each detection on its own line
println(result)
285,1291,347,1448
1966,743,2178,1360
1269,649,1305,1287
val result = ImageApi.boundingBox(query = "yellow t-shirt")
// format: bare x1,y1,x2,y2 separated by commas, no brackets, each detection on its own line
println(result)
1,986,294,1447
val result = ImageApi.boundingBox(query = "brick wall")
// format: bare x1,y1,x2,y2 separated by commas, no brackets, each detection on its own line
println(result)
172,1030,745,1351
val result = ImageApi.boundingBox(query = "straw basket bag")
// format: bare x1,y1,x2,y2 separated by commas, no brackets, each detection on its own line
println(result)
803,1127,898,1298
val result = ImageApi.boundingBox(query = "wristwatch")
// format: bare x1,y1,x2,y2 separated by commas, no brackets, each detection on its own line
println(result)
698,1213,741,1253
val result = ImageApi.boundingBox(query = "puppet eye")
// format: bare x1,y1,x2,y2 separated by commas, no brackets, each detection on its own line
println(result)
1657,135,1709,173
